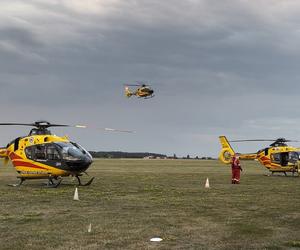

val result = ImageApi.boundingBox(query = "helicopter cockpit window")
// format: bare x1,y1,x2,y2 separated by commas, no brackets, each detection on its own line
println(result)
271,153,281,163
25,144,61,161
25,147,33,160
46,145,60,160
273,152,300,165
35,145,46,160
55,142,85,161
70,142,92,158
288,152,299,163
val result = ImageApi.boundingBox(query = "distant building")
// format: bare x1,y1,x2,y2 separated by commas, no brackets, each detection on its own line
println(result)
143,155,155,159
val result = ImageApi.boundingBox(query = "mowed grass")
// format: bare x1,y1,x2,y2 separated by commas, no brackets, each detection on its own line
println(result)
0,159,299,250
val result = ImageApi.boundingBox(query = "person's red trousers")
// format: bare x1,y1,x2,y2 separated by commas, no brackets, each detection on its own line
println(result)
232,168,241,184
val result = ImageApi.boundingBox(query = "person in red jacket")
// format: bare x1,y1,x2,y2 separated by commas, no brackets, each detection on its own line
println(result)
231,154,243,184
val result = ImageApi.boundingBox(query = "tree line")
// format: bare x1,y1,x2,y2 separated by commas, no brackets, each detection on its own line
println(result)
89,151,167,159
89,151,215,159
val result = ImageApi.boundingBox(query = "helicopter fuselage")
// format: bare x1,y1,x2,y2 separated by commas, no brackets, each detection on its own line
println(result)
2,134,93,179
125,85,154,98
256,146,300,173
219,136,300,175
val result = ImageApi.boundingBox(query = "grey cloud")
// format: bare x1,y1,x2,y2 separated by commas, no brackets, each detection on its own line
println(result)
1,1,300,156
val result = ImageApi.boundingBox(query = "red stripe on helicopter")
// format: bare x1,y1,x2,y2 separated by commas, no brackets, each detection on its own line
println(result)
261,159,271,163
8,152,22,160
260,156,269,161
260,160,271,163
12,161,48,170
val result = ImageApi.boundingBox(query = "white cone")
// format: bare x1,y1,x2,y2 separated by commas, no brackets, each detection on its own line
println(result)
73,187,79,201
88,223,92,233
205,178,210,188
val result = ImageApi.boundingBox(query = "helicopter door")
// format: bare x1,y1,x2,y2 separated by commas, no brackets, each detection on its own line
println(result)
35,145,47,161
271,153,289,166
45,144,62,168
280,152,289,166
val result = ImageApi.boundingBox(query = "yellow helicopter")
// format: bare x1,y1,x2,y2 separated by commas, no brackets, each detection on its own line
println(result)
0,121,131,187
124,82,154,99
219,136,300,176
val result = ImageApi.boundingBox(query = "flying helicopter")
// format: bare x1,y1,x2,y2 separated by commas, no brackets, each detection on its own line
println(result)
219,136,300,176
0,121,132,187
124,82,154,99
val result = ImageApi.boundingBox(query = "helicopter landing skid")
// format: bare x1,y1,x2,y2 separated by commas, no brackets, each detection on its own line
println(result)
45,177,62,188
143,95,155,99
76,175,95,186
8,177,25,187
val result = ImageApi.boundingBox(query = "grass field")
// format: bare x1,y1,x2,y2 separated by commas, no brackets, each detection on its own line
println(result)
0,159,299,250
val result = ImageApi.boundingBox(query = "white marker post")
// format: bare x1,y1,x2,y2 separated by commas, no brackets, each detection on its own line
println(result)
73,187,79,201
205,178,210,188
150,237,163,242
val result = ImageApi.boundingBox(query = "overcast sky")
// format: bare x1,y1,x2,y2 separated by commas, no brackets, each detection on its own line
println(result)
1,0,300,157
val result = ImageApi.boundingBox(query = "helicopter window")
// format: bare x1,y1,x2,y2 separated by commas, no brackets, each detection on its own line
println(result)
288,152,299,163
141,88,149,92
46,145,60,160
72,142,92,159
281,153,289,166
271,153,281,163
55,142,84,161
25,147,34,160
272,152,289,166
25,144,61,161
35,145,46,160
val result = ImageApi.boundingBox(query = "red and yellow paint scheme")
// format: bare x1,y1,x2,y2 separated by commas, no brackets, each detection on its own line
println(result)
219,136,300,176
0,121,94,187
1,135,69,179
124,83,154,99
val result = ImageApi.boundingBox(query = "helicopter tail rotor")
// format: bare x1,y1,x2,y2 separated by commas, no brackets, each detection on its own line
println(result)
124,86,133,97
219,136,235,164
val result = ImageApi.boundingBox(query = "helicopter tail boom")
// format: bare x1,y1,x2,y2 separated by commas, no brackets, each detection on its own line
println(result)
0,148,9,165
0,148,7,158
219,136,257,164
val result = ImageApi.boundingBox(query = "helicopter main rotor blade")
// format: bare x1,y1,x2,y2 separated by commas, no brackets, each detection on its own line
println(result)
229,139,276,142
0,123,70,129
0,122,132,132
230,139,299,143
0,123,37,126
124,84,143,87
74,125,134,133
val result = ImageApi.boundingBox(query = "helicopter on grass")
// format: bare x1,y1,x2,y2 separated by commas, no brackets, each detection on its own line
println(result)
124,82,154,99
0,121,132,187
219,136,300,176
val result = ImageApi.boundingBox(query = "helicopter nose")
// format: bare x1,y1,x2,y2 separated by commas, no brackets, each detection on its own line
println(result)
66,156,93,172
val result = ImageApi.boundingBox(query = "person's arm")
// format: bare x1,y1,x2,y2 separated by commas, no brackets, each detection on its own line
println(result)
237,160,242,171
